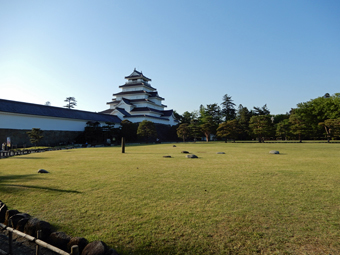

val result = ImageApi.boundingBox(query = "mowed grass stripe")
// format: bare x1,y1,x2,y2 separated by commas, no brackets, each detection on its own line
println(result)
1,142,340,254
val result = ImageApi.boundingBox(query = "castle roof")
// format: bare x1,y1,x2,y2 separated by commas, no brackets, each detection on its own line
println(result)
125,69,151,81
119,82,156,90
0,98,121,123
112,90,149,96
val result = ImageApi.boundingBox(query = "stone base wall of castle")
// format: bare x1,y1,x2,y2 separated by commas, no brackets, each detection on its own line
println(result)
0,129,83,148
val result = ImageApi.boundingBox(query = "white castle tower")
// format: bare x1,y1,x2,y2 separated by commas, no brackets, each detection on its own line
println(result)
101,69,178,125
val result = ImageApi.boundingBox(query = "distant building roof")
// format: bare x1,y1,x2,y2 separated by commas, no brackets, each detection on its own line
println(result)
119,82,155,90
115,107,131,116
121,98,132,105
125,115,169,121
112,90,149,96
162,109,174,117
131,107,163,114
148,92,165,100
0,98,121,123
125,69,151,81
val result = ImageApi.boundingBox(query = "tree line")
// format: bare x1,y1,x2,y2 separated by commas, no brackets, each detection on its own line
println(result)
31,93,340,146
175,93,340,142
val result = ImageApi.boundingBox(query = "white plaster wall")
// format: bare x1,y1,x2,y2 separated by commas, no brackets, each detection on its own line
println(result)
122,87,154,92
0,112,116,131
124,116,177,125
149,98,162,106
134,102,164,111
130,111,161,118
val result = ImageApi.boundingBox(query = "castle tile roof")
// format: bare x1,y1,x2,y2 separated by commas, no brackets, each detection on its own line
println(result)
0,98,121,123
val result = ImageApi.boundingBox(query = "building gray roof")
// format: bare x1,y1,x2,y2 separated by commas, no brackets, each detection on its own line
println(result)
119,82,155,90
0,98,121,123
115,108,131,116
125,69,151,81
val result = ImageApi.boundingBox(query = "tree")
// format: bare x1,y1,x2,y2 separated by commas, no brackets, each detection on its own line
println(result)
137,120,157,142
84,121,102,144
221,94,236,121
289,112,307,142
173,110,182,123
120,120,138,142
236,104,252,140
205,103,223,124
177,123,191,142
200,116,218,142
26,128,44,147
276,119,291,140
102,122,119,144
249,115,273,142
318,118,340,142
252,104,270,116
181,111,195,124
294,93,340,139
64,97,77,109
216,120,241,142
189,119,201,141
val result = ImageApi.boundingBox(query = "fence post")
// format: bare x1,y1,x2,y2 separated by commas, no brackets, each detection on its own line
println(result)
70,245,79,255
36,230,42,255
121,137,125,153
8,219,13,255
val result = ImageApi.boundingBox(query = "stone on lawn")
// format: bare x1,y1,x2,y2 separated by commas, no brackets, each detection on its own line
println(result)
24,218,52,241
4,209,19,226
181,151,189,154
82,241,108,255
216,152,225,154
269,150,280,154
163,155,172,158
49,232,71,251
67,237,89,254
38,169,49,173
186,154,198,158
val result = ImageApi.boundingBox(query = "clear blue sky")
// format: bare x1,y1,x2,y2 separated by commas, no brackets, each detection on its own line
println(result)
1,0,339,115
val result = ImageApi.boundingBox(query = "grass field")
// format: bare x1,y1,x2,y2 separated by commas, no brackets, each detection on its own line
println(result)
1,142,340,254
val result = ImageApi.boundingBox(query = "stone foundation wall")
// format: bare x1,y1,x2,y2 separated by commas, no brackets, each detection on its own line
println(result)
0,129,83,147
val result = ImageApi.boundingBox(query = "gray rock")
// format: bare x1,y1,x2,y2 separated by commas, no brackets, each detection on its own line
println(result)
82,241,108,255
67,237,89,254
163,155,171,158
49,232,71,251
181,151,189,154
16,218,30,232
269,150,280,154
8,213,30,229
38,169,49,173
173,145,176,147
216,152,225,154
24,218,52,241
4,210,19,226
186,154,198,158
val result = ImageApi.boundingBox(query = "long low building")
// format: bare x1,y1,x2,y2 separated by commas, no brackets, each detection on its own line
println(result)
0,98,121,146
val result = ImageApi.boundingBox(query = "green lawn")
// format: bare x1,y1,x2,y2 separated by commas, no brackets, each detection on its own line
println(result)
1,142,340,254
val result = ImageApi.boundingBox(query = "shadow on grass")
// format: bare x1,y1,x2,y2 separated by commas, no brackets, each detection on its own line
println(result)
115,243,191,255
2,184,80,193
0,173,80,194
11,157,50,159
